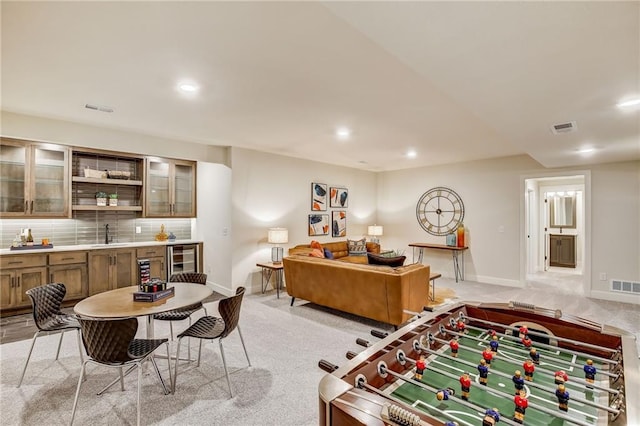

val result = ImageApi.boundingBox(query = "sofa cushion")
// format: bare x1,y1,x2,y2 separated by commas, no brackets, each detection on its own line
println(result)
367,252,406,267
339,255,369,264
323,248,334,259
347,238,367,256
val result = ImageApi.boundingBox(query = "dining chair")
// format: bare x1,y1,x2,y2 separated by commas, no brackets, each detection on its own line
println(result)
18,282,84,388
153,272,208,340
70,317,172,426
172,286,251,397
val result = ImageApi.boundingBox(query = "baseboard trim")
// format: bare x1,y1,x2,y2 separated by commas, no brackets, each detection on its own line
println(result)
207,281,234,297
590,290,640,305
471,275,524,288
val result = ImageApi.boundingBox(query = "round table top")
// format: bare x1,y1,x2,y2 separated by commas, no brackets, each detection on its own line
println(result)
74,283,213,318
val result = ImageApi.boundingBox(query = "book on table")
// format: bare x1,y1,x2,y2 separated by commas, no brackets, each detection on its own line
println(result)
133,286,175,302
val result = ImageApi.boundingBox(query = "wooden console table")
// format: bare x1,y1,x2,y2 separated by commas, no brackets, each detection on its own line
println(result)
257,262,284,298
409,243,469,283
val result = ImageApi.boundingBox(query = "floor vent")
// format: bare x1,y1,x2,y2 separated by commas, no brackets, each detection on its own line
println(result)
611,279,640,295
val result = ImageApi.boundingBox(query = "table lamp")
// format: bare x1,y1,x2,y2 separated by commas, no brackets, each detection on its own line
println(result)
268,227,288,264
368,225,383,245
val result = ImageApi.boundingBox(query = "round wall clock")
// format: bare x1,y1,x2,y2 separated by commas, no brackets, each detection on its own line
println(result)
416,187,465,236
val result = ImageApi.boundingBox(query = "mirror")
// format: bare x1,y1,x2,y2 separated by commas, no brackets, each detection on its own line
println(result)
549,194,576,228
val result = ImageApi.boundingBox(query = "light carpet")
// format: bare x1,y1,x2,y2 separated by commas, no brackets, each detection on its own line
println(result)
0,294,403,426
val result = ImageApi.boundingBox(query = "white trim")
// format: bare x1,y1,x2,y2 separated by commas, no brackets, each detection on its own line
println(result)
590,290,640,305
471,275,523,288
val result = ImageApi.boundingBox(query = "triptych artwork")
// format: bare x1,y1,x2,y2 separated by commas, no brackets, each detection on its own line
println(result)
309,182,348,237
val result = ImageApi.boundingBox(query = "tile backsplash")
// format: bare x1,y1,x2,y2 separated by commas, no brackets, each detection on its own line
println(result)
0,212,192,247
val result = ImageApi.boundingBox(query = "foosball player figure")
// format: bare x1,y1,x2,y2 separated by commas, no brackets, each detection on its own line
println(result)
513,390,528,424
487,328,497,337
518,325,528,339
521,336,532,348
444,422,459,426
555,384,570,412
529,347,540,365
554,370,569,385
523,359,535,382
584,359,596,388
449,336,460,358
482,408,500,426
456,319,467,334
489,335,499,353
482,346,494,368
459,372,472,400
478,359,489,386
512,370,525,395
414,354,427,381
436,387,455,401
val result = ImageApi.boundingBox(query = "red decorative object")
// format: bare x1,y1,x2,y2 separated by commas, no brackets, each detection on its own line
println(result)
456,224,465,247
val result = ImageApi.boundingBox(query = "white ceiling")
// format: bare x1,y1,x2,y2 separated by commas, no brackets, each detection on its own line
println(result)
2,1,639,171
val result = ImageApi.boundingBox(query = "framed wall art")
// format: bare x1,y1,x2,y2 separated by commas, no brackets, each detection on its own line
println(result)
308,214,329,236
311,183,327,211
332,210,346,237
330,186,348,208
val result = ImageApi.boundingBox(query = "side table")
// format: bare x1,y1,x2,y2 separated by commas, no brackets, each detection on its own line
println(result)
257,262,284,298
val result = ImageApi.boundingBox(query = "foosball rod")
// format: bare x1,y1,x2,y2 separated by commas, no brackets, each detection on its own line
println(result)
430,331,619,395
401,352,593,426
461,314,619,355
448,321,618,366
416,341,620,415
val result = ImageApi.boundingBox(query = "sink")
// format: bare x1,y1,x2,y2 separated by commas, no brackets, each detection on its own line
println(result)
89,243,129,248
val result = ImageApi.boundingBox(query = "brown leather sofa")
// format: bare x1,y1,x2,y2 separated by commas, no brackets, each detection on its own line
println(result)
283,243,430,326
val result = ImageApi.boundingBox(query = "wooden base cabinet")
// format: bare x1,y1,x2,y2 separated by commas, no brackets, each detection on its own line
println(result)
0,254,47,310
48,251,87,300
549,234,576,268
89,248,136,295
136,246,166,282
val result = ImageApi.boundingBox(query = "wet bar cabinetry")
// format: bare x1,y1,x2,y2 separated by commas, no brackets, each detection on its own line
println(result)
145,157,196,217
0,254,48,310
136,246,166,281
71,149,144,213
88,248,137,295
549,234,576,268
48,251,88,300
0,138,70,218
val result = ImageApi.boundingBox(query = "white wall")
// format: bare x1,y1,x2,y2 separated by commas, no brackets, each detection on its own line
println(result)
229,147,377,293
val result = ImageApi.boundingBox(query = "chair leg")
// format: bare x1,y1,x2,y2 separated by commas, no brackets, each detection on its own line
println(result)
169,322,174,341
197,339,203,367
165,342,173,392
97,365,135,396
149,355,170,395
237,325,252,367
173,337,183,394
120,367,125,391
18,331,41,387
187,317,192,362
218,339,233,398
136,362,142,426
55,330,66,360
76,329,84,363
70,360,89,425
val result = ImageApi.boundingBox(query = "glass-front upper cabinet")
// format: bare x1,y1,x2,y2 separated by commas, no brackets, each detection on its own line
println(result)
145,157,196,217
0,138,70,217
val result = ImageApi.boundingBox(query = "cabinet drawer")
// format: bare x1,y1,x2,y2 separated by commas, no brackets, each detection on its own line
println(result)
0,254,47,269
49,251,87,265
136,246,165,258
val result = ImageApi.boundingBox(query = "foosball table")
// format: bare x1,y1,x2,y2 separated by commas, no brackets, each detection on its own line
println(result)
318,302,638,425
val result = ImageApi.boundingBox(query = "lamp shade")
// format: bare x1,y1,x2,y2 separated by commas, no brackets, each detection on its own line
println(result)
268,228,288,244
368,225,383,236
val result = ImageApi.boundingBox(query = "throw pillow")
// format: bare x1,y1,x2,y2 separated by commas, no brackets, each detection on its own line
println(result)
323,248,334,259
347,238,367,256
309,248,325,258
367,252,406,267
310,240,323,251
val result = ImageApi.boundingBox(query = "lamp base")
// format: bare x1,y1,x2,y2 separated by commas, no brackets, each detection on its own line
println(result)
271,246,284,264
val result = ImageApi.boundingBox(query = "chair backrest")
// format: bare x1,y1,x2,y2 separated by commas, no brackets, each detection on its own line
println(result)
169,272,207,285
219,287,246,338
26,282,66,330
77,317,138,363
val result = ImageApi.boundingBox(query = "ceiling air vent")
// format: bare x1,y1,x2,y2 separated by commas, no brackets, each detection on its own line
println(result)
550,121,577,134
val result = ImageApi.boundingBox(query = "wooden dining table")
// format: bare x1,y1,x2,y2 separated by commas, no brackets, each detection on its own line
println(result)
74,283,213,338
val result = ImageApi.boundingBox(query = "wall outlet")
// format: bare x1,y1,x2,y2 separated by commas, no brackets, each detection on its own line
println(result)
221,227,228,237
599,272,607,281
135,226,142,234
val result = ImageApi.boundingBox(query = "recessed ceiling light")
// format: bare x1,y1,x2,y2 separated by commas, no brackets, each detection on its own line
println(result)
577,147,595,154
617,98,640,108
178,82,199,93
406,150,417,159
336,127,351,139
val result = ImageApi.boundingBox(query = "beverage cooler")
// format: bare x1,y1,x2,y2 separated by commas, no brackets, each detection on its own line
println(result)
167,243,201,276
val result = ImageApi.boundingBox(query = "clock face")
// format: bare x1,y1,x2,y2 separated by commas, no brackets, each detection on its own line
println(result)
416,187,465,236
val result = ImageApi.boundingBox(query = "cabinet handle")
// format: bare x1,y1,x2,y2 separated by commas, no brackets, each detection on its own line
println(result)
61,257,74,261
10,277,14,288
50,274,54,282
16,277,20,287
30,200,34,213
8,261,22,265
24,201,28,213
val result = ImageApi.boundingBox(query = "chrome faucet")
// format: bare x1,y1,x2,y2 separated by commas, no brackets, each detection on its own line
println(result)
105,224,111,244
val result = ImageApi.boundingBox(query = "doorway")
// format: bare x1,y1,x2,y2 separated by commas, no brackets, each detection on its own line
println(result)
522,173,589,296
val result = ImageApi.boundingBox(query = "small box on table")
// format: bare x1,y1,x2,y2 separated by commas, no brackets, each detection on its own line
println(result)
133,286,174,302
